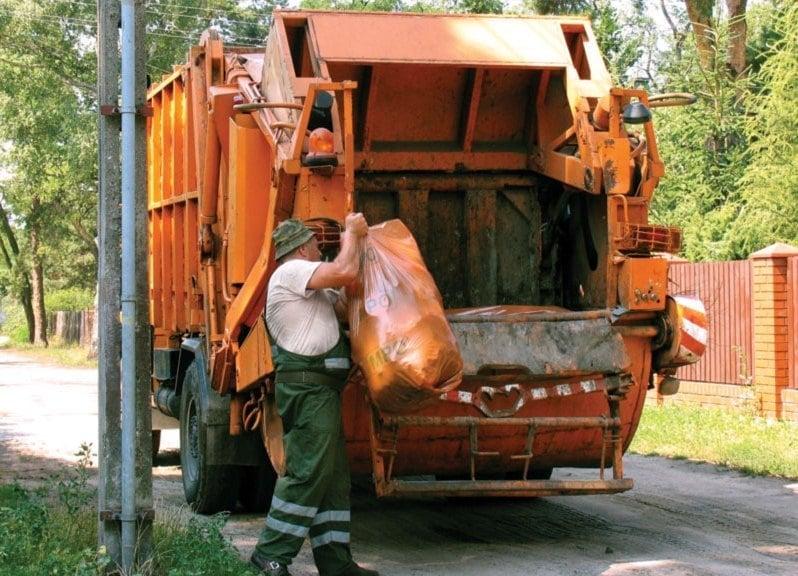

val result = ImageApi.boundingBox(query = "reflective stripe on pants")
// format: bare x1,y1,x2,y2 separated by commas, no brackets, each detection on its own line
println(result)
255,379,355,576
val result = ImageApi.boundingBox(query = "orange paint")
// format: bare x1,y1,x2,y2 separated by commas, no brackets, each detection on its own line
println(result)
146,10,706,497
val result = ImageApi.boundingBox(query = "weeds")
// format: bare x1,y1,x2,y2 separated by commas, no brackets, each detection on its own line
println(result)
0,446,256,575
0,483,109,576
630,403,798,478
8,344,98,368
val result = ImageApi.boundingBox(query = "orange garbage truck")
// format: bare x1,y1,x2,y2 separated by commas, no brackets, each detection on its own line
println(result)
147,10,707,513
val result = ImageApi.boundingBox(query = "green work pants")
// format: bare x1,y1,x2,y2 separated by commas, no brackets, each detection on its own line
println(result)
255,378,355,576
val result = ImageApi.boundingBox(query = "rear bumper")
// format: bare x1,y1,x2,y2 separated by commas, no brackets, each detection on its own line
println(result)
379,478,634,498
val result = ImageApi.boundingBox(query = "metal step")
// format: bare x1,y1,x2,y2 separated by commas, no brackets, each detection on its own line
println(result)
380,478,634,498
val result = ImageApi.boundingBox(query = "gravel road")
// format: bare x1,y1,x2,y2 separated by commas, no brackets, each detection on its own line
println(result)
1,348,797,576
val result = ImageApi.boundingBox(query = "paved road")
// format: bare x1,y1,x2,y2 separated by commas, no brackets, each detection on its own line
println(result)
1,348,797,576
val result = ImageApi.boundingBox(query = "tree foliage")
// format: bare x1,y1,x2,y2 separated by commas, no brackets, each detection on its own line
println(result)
146,0,285,76
0,0,285,344
0,0,795,334
526,0,649,84
730,2,798,254
648,0,797,260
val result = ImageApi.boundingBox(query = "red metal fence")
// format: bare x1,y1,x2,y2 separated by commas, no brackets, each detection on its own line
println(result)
668,260,753,385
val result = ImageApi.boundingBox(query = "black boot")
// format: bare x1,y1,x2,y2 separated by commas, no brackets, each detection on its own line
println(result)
250,550,292,576
338,563,379,576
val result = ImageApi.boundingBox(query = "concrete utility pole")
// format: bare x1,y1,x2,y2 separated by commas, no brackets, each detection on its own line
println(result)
97,0,153,570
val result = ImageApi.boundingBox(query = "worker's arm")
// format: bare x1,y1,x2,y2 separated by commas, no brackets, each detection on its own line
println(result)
307,213,367,290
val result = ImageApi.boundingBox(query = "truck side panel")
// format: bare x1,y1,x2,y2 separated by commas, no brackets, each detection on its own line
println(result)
148,72,202,349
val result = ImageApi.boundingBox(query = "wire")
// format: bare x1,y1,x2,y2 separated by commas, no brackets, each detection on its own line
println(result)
0,8,96,26
0,7,264,45
47,0,273,29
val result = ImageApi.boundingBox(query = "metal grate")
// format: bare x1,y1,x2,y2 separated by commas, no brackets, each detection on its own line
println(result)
305,217,342,258
615,223,681,253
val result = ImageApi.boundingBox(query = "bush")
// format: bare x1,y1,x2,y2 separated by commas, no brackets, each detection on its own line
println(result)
0,444,256,576
0,299,29,344
0,446,108,576
45,288,95,312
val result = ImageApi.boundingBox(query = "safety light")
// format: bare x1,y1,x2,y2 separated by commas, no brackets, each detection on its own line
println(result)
308,127,334,155
622,101,652,125
303,127,338,168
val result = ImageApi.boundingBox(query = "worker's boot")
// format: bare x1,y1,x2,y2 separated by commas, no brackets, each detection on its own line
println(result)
338,563,379,576
250,551,291,576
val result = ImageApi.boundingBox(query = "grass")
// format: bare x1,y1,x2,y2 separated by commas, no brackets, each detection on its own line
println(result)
630,403,798,479
0,446,257,576
6,343,98,369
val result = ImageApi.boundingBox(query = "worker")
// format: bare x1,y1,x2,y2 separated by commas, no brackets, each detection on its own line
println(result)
251,213,378,576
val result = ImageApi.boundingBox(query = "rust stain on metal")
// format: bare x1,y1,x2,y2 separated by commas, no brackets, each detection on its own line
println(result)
145,9,706,501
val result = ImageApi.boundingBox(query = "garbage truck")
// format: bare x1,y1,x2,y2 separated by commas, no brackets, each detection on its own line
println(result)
146,10,707,513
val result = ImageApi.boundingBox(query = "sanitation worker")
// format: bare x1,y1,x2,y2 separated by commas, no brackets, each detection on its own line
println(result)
251,213,378,576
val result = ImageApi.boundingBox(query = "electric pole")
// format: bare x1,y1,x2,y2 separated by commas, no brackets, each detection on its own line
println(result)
97,0,152,570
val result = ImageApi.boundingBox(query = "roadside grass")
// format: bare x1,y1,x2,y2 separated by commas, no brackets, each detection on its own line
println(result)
6,343,98,369
0,446,256,576
630,403,798,479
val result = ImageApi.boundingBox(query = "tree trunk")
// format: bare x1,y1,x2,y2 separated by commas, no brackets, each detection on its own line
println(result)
0,199,36,343
725,0,748,77
684,0,717,71
20,284,35,344
29,230,48,347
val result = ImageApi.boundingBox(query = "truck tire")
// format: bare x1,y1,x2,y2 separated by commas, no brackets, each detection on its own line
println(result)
151,430,161,462
179,361,240,513
238,462,277,513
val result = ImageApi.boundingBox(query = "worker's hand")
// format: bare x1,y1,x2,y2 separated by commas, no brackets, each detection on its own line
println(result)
345,212,368,237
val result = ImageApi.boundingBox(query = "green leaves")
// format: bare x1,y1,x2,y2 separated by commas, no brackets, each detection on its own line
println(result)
651,1,798,260
731,3,798,256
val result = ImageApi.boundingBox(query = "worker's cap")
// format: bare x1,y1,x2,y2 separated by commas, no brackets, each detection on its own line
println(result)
273,218,315,260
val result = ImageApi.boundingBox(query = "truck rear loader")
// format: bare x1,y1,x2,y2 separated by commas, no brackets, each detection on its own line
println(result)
146,10,707,513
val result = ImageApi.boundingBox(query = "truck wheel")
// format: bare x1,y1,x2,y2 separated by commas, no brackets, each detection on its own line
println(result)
179,362,240,513
239,462,277,513
151,430,161,462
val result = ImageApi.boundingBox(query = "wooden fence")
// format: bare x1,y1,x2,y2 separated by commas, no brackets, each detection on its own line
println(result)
668,260,753,386
47,310,95,348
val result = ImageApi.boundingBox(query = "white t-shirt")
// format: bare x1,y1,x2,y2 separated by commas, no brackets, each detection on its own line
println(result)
265,259,341,356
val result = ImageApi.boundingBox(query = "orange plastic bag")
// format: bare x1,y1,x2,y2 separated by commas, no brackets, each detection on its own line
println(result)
348,220,463,413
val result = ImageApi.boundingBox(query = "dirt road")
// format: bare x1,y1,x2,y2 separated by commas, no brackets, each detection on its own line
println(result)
1,348,797,576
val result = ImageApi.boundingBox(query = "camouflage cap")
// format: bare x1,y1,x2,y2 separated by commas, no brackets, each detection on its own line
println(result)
273,218,315,260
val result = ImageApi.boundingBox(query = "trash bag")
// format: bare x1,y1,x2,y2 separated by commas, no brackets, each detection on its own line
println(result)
348,219,463,413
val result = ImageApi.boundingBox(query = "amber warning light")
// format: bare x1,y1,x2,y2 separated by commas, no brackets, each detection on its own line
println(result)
303,127,338,168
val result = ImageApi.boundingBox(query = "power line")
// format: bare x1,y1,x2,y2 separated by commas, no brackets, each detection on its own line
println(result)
0,8,265,45
53,0,275,27
54,0,269,28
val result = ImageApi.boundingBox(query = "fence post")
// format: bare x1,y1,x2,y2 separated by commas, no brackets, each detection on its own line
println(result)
750,243,798,419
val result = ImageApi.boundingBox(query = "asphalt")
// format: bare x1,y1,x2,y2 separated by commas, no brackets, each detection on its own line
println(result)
1,348,797,576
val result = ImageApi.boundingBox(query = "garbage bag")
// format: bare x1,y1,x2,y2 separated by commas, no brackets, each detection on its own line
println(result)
348,219,463,413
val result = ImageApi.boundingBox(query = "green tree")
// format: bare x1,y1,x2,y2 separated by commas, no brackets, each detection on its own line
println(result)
299,0,501,14
525,0,649,85
647,1,794,261
730,2,798,254
0,1,287,344
649,18,750,260
146,0,285,77
0,0,98,344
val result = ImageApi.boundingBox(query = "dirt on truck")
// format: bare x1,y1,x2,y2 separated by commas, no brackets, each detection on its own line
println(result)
145,9,708,514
